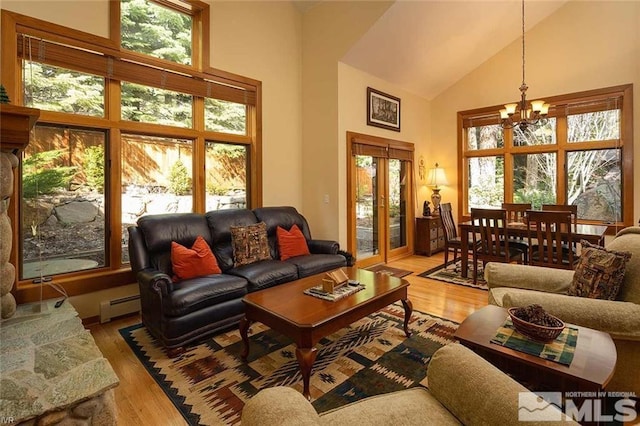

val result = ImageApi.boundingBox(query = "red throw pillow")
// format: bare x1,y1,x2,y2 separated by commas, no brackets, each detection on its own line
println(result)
277,224,310,261
171,235,221,281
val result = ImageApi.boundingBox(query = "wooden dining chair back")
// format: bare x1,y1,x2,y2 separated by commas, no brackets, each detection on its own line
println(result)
470,208,525,283
440,203,475,265
501,203,531,224
501,202,532,263
542,204,578,227
526,209,576,269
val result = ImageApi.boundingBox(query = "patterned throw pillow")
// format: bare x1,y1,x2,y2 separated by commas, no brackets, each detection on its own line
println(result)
568,240,632,300
230,222,272,267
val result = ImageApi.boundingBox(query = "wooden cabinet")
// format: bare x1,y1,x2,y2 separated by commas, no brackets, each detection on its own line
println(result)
415,216,444,256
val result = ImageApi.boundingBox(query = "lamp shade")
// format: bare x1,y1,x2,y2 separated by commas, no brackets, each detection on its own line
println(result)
426,165,448,188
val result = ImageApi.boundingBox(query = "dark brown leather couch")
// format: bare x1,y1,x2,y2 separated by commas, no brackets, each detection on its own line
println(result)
128,206,346,356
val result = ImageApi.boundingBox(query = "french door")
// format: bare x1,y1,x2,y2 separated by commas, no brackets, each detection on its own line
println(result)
347,132,414,268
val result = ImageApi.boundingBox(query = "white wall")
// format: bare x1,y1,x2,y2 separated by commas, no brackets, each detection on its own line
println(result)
431,1,640,223
337,63,431,245
210,1,303,208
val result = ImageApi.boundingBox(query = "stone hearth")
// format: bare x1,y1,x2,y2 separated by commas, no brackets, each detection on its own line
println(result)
0,300,119,424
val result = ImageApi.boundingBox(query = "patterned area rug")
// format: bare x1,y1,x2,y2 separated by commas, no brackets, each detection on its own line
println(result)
119,303,458,425
418,259,487,290
364,264,413,278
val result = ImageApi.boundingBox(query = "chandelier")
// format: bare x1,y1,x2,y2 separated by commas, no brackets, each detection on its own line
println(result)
500,0,549,130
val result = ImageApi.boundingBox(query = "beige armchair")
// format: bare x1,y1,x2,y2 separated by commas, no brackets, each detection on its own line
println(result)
242,343,575,426
485,227,640,395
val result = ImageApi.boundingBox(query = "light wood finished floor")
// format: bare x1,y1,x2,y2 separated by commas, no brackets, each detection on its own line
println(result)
88,253,488,425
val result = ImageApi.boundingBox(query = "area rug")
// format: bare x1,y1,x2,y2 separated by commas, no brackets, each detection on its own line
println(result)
365,264,413,278
119,303,458,425
417,259,487,290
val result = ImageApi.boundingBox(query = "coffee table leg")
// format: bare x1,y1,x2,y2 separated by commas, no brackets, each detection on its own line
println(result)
295,346,318,400
239,316,252,361
401,299,413,337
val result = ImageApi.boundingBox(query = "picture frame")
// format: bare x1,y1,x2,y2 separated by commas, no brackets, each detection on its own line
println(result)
367,87,401,132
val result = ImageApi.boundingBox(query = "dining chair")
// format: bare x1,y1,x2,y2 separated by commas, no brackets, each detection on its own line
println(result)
542,204,579,256
439,203,475,265
470,208,525,284
501,202,532,263
526,209,576,269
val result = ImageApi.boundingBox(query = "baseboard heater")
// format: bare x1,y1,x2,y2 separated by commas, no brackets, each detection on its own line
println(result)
99,294,141,323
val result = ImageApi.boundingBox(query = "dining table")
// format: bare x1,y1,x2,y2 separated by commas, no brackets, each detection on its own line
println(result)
457,220,609,279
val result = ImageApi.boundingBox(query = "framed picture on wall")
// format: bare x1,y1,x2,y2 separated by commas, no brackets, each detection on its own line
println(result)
367,87,401,132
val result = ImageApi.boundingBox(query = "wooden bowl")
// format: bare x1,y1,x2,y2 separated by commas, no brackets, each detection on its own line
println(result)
508,307,565,343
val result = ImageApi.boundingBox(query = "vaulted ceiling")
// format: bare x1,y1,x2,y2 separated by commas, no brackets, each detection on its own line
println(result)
329,0,568,100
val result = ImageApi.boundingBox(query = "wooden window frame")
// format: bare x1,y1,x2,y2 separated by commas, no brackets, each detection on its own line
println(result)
457,84,633,231
1,5,262,303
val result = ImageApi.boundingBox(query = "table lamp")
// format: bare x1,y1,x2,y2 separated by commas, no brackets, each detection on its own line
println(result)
426,163,448,216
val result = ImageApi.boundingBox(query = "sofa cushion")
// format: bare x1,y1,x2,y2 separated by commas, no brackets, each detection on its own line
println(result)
162,274,248,317
171,235,221,281
277,225,310,261
254,206,313,258
568,240,631,300
227,260,298,292
321,387,460,426
607,227,640,304
285,254,346,278
206,209,259,272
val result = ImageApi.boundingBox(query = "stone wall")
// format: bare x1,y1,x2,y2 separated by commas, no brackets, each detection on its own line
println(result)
0,151,19,319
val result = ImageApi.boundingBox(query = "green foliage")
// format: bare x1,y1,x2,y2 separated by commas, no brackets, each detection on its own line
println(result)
82,145,105,192
24,61,104,116
205,99,246,134
121,0,192,65
22,150,76,198
206,182,230,196
514,189,556,211
0,84,10,103
168,159,191,195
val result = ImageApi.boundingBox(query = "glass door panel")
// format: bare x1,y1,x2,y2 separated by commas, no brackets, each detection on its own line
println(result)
355,155,385,265
388,159,409,251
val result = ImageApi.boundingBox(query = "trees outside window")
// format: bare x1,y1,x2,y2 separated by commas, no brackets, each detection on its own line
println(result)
459,85,632,227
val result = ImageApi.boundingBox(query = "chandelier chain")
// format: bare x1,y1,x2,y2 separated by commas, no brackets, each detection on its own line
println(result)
521,0,526,87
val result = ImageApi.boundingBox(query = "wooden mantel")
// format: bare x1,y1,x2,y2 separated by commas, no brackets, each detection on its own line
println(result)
0,103,40,152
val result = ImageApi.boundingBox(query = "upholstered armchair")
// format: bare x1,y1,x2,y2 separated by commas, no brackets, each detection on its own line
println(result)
485,227,640,395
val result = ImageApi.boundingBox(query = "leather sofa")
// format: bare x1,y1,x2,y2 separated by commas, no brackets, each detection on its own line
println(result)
128,206,346,355
485,226,640,396
241,343,576,425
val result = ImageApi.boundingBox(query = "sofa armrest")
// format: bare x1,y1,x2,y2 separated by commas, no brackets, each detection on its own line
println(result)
485,262,574,294
137,268,173,295
502,291,640,340
428,343,576,425
241,387,321,426
308,239,339,255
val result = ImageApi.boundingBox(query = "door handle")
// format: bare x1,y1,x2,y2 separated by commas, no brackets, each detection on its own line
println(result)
380,195,385,208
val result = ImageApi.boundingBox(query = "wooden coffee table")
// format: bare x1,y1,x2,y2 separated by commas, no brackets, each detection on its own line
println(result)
239,267,412,399
454,305,616,392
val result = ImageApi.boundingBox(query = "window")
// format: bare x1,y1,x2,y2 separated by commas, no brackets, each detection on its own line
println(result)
459,85,633,228
120,0,192,65
3,4,261,298
205,142,248,211
22,125,107,279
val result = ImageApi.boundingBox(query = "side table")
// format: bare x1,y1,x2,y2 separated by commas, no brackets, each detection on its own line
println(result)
415,216,444,256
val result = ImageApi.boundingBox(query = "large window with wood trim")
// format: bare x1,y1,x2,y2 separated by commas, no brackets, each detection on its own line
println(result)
1,2,261,300
458,85,633,228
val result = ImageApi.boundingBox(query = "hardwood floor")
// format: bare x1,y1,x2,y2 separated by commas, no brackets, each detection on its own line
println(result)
87,252,488,425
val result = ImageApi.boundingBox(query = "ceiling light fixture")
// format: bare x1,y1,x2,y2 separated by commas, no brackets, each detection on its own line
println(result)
500,0,549,130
